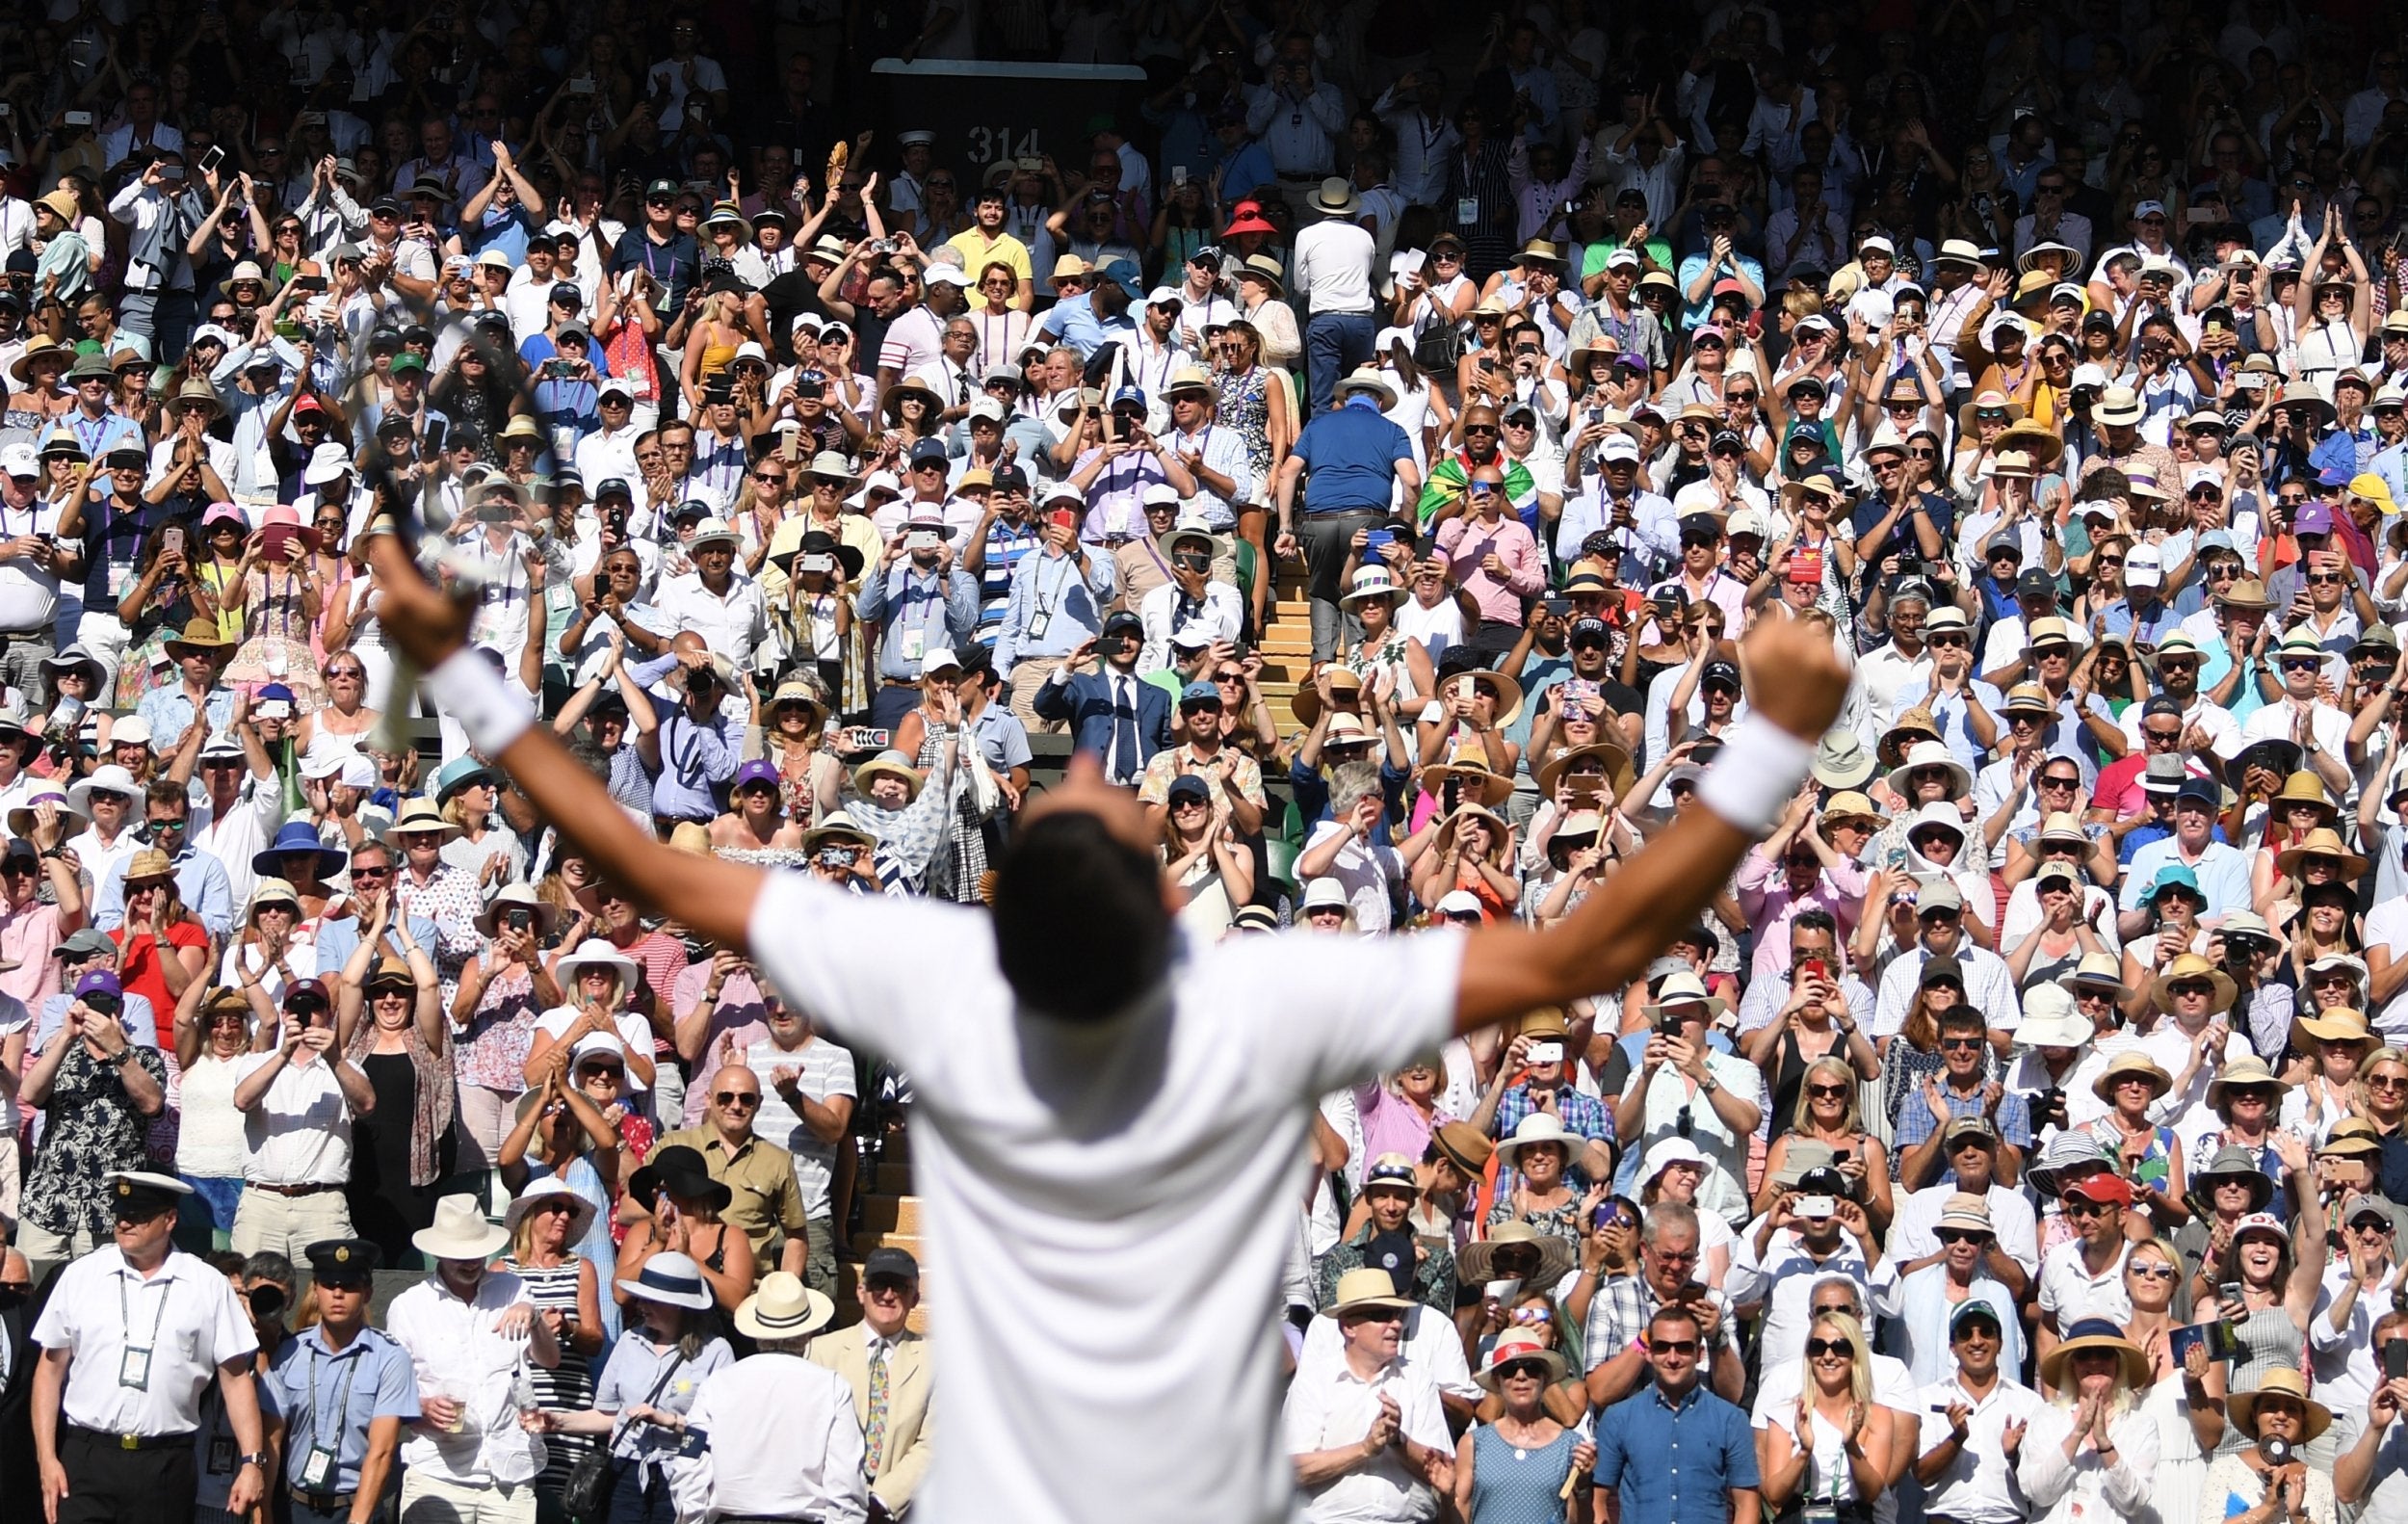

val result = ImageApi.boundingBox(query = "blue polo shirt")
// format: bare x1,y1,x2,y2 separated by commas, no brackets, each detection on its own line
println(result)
1293,396,1411,514
1593,1379,1759,1524
270,1324,421,1495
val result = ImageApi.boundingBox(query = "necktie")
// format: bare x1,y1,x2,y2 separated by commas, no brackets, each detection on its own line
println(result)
864,1346,890,1476
1112,677,1139,784
955,370,970,405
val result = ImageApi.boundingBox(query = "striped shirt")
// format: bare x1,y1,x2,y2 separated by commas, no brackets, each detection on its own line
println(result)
743,1034,857,1217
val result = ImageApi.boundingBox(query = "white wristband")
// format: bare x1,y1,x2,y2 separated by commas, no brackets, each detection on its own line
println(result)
425,648,535,757
1696,715,1815,836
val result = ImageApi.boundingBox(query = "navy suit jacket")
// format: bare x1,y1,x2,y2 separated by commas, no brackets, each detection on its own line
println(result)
1032,666,1172,777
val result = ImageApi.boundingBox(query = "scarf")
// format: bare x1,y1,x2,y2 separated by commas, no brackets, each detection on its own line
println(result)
345,1014,455,1188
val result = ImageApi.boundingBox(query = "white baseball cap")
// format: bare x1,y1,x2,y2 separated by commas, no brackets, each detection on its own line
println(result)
0,443,37,479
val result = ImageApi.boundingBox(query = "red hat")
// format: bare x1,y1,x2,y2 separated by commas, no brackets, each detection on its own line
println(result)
2062,1172,2133,1207
1222,201,1277,238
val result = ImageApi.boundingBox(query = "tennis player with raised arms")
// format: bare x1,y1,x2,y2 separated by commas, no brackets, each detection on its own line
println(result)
367,531,1851,1524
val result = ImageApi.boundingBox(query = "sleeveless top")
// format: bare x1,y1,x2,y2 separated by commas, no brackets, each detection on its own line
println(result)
1217,366,1273,477
174,1052,247,1177
1468,1423,1579,1524
2226,1298,2308,1397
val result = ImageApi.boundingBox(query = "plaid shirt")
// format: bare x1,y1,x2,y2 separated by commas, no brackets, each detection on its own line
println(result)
1582,1272,1739,1371
1494,1084,1616,1152
1891,1073,2034,1154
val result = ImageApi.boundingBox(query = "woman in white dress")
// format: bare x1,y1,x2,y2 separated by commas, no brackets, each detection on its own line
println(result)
1756,1310,1896,1524
2115,1234,2226,1524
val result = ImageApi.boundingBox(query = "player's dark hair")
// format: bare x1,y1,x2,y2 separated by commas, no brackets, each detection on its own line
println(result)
992,812,1169,1021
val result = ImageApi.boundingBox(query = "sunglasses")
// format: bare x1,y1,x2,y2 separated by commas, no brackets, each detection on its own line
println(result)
1804,1338,1853,1358
714,1090,761,1108
1935,1228,1991,1246
1648,1338,1699,1354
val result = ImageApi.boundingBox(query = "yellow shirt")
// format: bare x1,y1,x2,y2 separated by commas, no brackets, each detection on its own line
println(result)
942,227,1033,284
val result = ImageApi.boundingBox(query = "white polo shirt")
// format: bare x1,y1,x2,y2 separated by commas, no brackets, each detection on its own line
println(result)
0,492,64,635
1913,1374,2047,1524
2034,1236,2133,1330
31,1247,258,1436
386,1268,546,1486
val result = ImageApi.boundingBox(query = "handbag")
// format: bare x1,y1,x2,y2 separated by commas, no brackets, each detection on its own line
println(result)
562,1354,685,1522
1413,318,1465,372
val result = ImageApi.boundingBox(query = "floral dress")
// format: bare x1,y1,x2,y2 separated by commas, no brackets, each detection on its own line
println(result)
1485,1188,1585,1254
222,565,327,711
1217,365,1273,486
115,563,199,706
2085,1116,2178,1199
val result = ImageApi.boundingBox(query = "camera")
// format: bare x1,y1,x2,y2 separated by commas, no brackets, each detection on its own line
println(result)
815,845,857,870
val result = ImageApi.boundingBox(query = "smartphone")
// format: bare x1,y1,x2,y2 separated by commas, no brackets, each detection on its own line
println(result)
842,725,890,751
1798,958,1829,985
2386,1339,2408,1379
64,110,92,128
1172,166,1188,186
1527,1040,1563,1064
1364,527,1395,554
1793,1195,1836,1219
2218,1280,2244,1309
1047,508,1077,531
2186,208,2216,225
197,144,225,175
259,524,295,563
422,417,449,456
504,907,535,933
162,525,186,557
160,163,184,181
1544,596,1571,617
569,76,595,94
1656,1012,1686,1038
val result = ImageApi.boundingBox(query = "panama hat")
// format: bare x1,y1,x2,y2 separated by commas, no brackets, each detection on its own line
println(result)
1876,708,1943,769
504,1175,599,1242
1455,1221,1578,1287
734,1271,836,1341
615,1249,717,1311
1334,366,1398,407
412,1194,511,1262
2228,1367,2332,1442
383,798,459,842
2146,952,2238,1014
1492,1112,1578,1170
553,937,641,988
2039,1317,2150,1389
1474,1332,1567,1391
800,809,877,854
2273,826,2369,880
1642,968,1729,1023
1818,790,1888,833
2090,1050,2173,1104
65,764,144,816
1322,1266,1417,1316
1309,176,1363,217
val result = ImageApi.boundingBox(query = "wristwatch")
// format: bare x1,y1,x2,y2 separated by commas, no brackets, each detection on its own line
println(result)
1697,1071,1721,1095
238,1452,271,1470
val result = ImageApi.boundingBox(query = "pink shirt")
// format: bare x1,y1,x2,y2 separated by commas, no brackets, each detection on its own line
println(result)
1735,848,1869,979
0,899,65,1009
1434,513,1545,625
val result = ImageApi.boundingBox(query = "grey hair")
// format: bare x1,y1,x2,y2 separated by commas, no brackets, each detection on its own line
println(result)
753,1334,814,1355
1808,1274,1864,1316
1643,1200,1700,1248
1330,760,1381,815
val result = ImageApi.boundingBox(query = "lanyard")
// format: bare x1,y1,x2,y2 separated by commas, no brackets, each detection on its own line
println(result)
307,1339,365,1452
119,1269,173,1352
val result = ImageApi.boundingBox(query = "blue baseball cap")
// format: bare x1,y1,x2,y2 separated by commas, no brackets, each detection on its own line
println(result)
908,437,951,466
1111,384,1147,411
1178,680,1222,708
1095,258,1144,299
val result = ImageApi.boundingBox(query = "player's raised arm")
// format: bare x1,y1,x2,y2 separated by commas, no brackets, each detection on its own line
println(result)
367,530,770,948
1454,617,1850,1033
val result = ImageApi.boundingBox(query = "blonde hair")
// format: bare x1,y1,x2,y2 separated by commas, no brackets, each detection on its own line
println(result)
1799,1310,1872,1407
2356,1043,2408,1113
1789,1055,1865,1134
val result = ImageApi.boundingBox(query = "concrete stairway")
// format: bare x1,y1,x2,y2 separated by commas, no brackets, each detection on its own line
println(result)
838,1141,930,1333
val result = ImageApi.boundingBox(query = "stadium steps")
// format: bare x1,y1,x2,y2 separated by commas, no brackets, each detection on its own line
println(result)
836,1134,930,1333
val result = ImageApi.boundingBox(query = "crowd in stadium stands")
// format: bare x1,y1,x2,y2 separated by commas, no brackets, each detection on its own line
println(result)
16,1,2408,1523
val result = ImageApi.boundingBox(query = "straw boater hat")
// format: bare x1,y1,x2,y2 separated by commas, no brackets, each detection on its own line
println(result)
853,749,925,802
383,798,459,843
1429,1121,1494,1177
1876,708,1943,768
734,1271,836,1342
1819,790,1888,834
1474,1330,1567,1391
1420,756,1515,809
2039,1317,2151,1389
413,1194,511,1261
1455,1221,1578,1287
2146,951,2238,1014
2228,1367,2333,1442
1642,968,1730,1023
163,616,234,658
2091,1050,2173,1105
